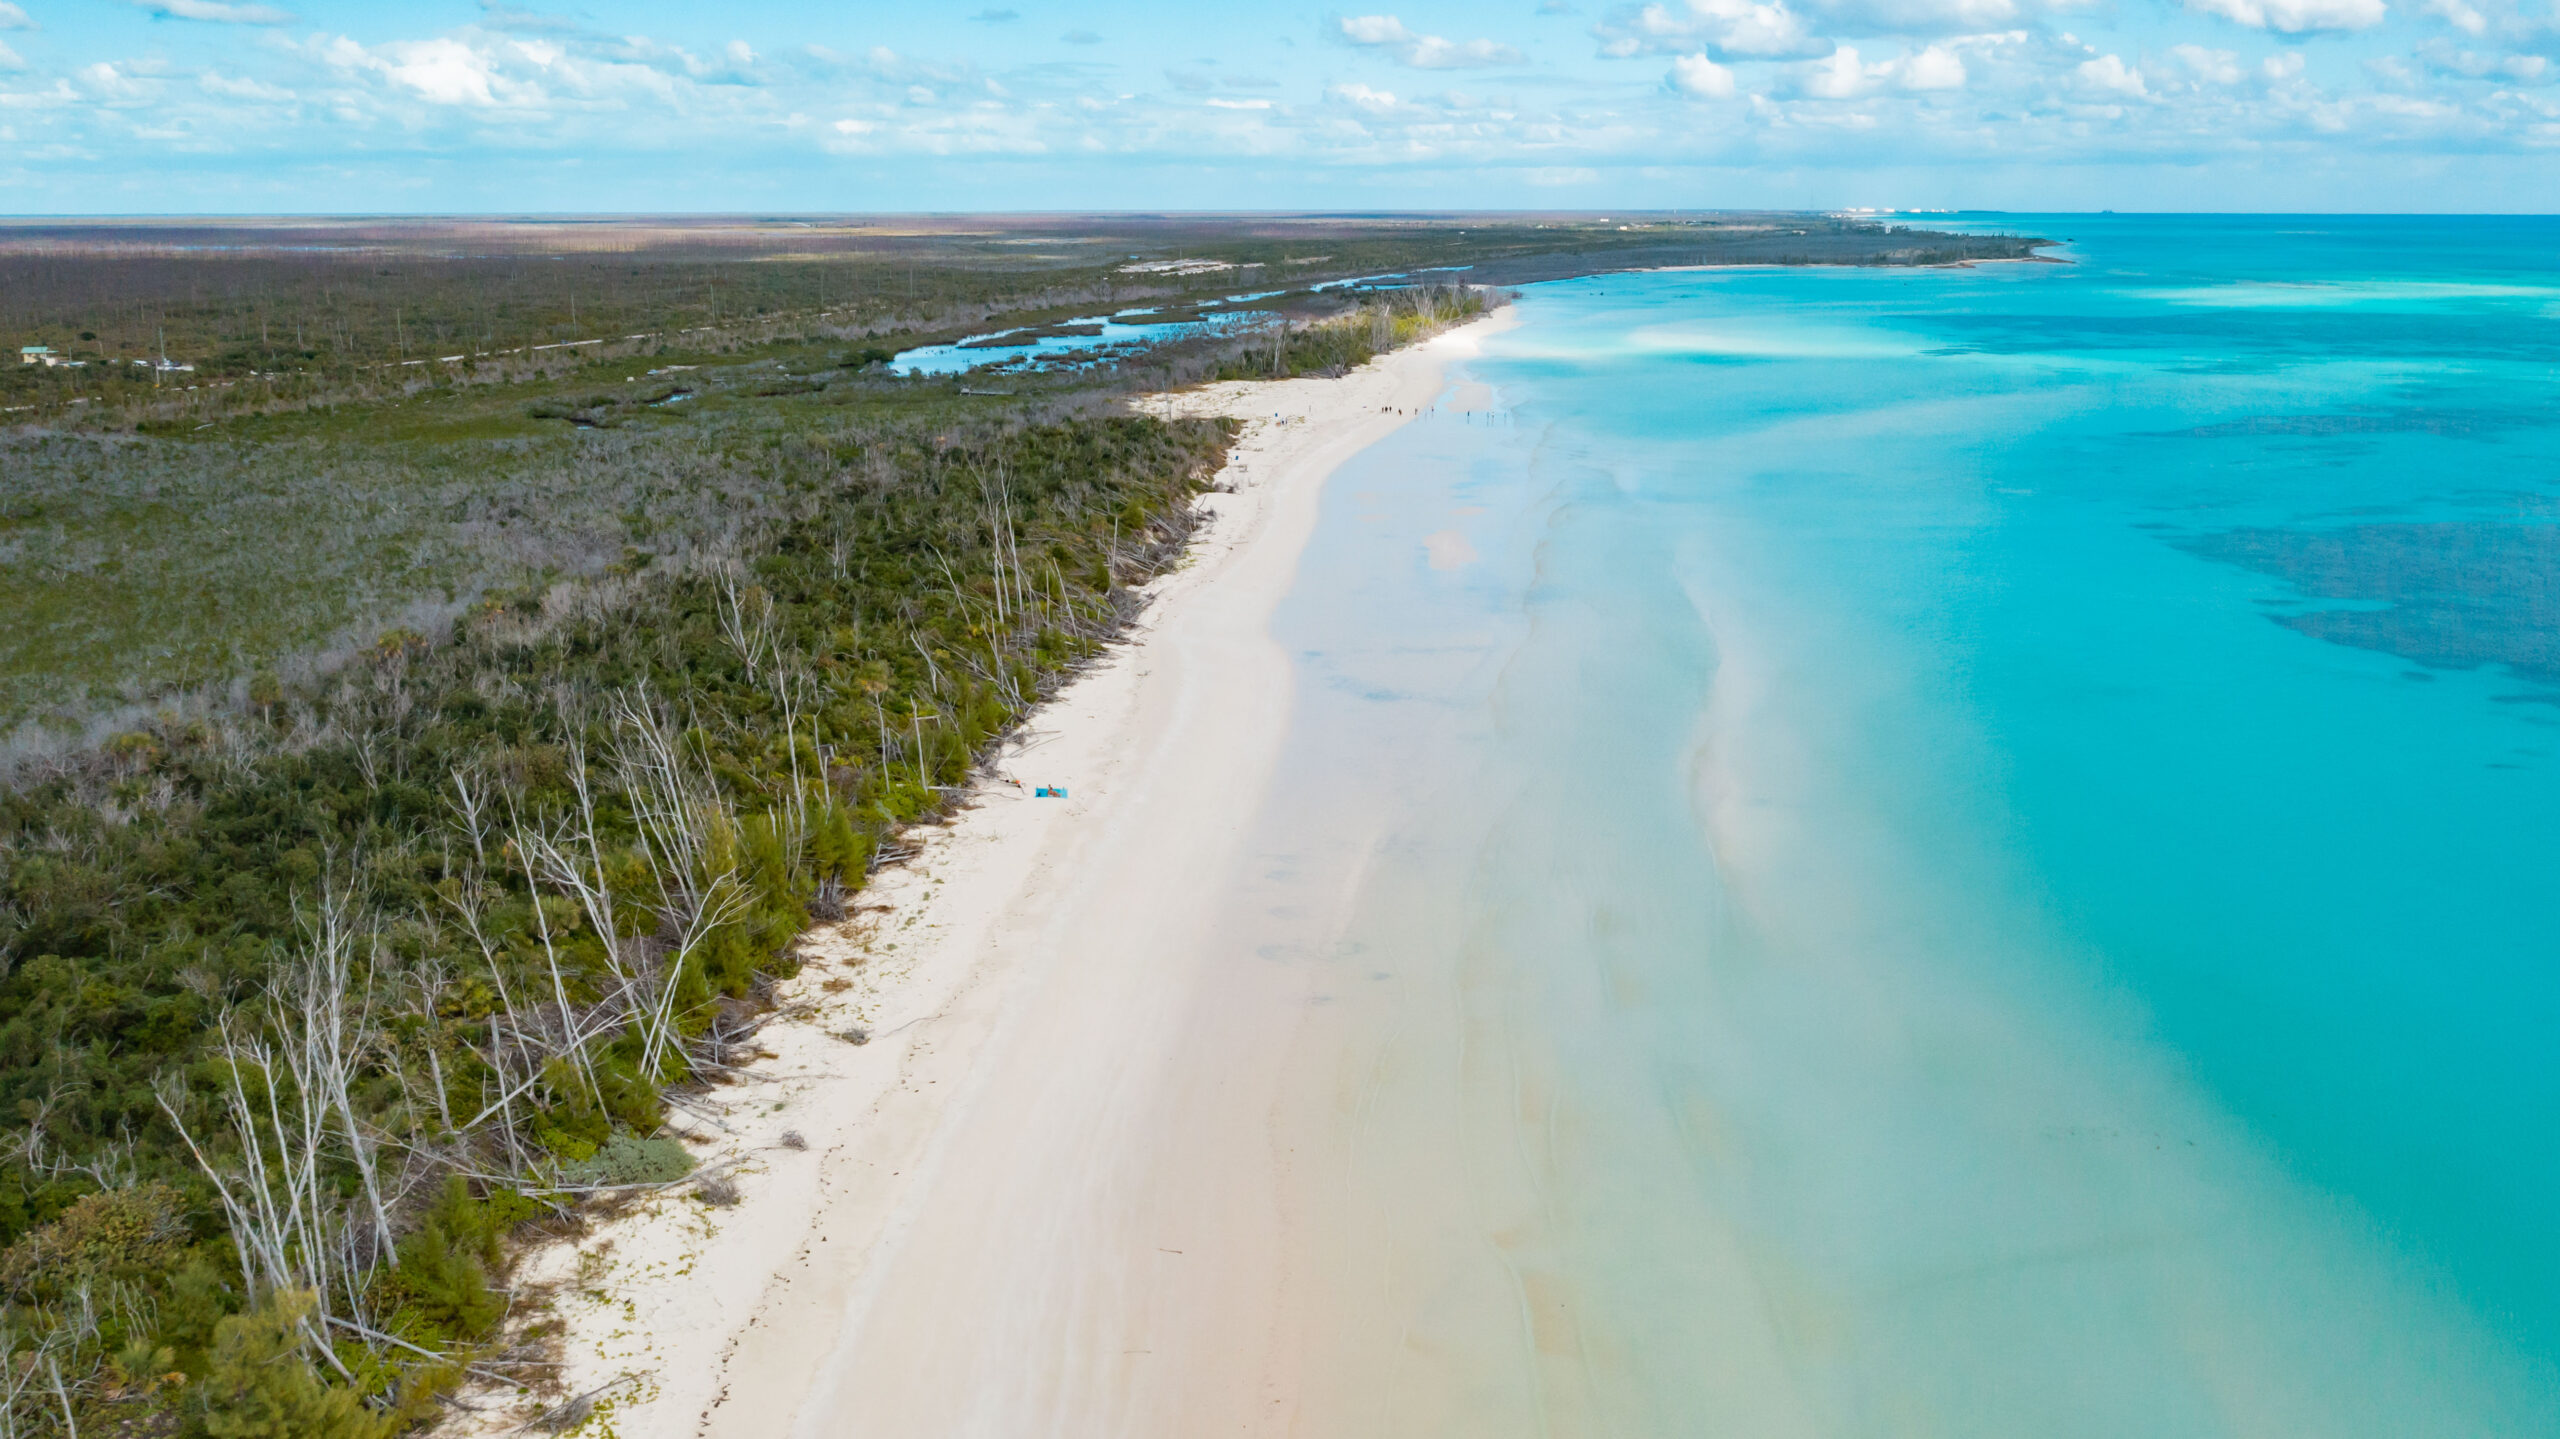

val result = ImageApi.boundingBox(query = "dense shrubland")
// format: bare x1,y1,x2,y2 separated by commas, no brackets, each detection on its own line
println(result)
0,400,925,741
0,288,1485,751
0,408,1231,1435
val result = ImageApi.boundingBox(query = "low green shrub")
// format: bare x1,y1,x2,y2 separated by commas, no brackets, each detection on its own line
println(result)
191,1291,393,1439
559,1133,696,1188
0,1181,190,1299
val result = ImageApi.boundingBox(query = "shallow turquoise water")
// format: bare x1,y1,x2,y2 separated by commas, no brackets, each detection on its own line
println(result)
1261,218,2560,1434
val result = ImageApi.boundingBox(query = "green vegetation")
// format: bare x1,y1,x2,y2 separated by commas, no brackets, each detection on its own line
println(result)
0,339,1160,743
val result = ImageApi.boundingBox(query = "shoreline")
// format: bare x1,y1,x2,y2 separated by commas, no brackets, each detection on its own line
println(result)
458,310,1513,1437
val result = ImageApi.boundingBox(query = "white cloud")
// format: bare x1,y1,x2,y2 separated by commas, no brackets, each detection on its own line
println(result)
2075,51,2149,93
1669,50,1738,93
1597,0,1822,58
0,39,19,70
2169,42,2245,81
1205,96,1272,108
1793,41,1967,92
78,60,158,102
1329,79,1403,111
1338,15,1525,67
0,4,31,30
132,0,296,23
2421,0,2489,32
1804,43,1877,93
292,30,615,112
2263,47,2307,77
2183,0,2384,32
1901,42,1966,86
380,37,505,105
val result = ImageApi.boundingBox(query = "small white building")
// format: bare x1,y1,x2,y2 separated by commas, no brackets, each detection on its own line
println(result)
19,346,52,365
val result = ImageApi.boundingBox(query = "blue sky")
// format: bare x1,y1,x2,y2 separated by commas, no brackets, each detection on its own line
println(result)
0,0,2552,212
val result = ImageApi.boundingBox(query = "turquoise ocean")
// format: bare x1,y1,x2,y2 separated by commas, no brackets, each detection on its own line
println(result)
1236,218,2560,1435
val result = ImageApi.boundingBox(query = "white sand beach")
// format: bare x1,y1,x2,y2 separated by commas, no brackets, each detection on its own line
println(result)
468,313,1510,1437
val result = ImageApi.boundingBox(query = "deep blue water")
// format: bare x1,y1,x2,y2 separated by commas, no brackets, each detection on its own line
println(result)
1262,216,2560,1434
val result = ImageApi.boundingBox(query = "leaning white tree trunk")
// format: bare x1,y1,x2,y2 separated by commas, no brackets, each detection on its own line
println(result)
156,884,395,1378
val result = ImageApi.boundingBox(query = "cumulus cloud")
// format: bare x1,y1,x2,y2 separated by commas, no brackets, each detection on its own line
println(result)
1338,15,1525,66
79,59,159,101
1901,42,1966,85
2421,0,2489,32
2182,0,2384,32
1329,79,1402,111
1668,50,1738,93
379,37,507,105
1802,43,1876,93
0,3,30,29
0,38,19,69
1793,40,1971,92
1598,0,1821,57
2075,51,2149,93
294,29,599,110
132,0,296,22
2263,47,2307,76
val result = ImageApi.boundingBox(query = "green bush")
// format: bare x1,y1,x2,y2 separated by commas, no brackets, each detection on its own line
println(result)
559,1132,695,1188
0,1180,190,1299
385,1180,505,1339
191,1291,392,1439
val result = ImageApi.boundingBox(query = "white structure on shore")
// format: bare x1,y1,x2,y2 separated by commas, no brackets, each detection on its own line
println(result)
20,345,85,369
